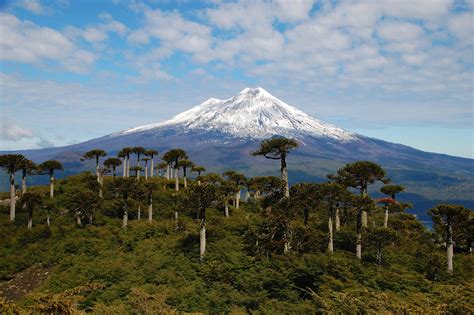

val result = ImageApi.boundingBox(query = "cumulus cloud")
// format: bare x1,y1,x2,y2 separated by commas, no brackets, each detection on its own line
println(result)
0,13,96,73
17,0,48,15
0,119,34,141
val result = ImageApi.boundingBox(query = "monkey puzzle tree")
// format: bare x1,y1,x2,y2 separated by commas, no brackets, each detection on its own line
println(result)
191,166,206,185
178,159,194,189
38,160,63,198
380,184,405,228
64,186,101,227
365,226,398,266
143,181,158,222
112,177,138,228
162,149,188,192
252,137,298,198
187,183,219,262
103,158,122,178
130,166,143,180
19,192,44,229
219,180,239,217
223,170,246,208
328,161,389,228
82,149,107,183
19,159,36,195
142,157,150,180
119,147,132,177
156,161,168,178
428,204,471,273
352,195,375,260
132,147,146,168
0,154,26,221
145,150,158,178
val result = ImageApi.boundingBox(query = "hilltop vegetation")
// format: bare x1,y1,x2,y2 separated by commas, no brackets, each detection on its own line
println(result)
0,141,473,314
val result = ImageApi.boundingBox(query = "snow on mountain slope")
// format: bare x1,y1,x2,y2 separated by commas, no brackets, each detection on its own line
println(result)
113,87,358,141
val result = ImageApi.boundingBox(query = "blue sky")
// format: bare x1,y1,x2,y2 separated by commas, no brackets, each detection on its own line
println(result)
0,0,473,158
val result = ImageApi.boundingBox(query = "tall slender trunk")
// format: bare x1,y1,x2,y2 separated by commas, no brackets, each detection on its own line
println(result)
175,168,179,192
126,156,130,177
9,174,15,222
447,223,453,272
77,213,82,226
200,216,206,262
150,158,154,177
50,175,54,198
335,208,340,231
225,198,229,217
174,210,179,229
148,197,153,222
243,190,248,202
384,206,389,228
47,213,50,226
283,225,291,254
22,170,27,195
362,186,368,228
99,173,103,198
123,157,127,177
122,204,128,228
183,170,187,188
235,191,240,208
137,205,141,220
27,210,33,229
377,242,382,265
145,163,148,180
328,216,334,253
137,168,141,180
198,180,201,186
96,161,100,183
166,164,170,180
281,155,289,198
356,208,362,259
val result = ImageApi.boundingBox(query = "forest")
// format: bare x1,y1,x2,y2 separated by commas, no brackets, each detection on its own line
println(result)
0,137,473,314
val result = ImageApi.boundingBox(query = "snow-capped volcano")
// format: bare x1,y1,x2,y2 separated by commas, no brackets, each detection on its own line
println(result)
116,87,357,141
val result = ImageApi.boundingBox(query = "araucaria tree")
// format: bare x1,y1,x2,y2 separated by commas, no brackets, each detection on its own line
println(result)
38,160,64,198
428,204,470,273
19,192,43,229
329,161,389,228
118,147,132,177
178,159,194,188
19,159,36,195
132,147,146,169
162,149,188,192
104,158,122,178
187,184,219,262
142,157,150,180
0,154,27,221
145,150,158,178
191,166,206,185
82,149,107,183
380,184,404,228
143,181,158,222
223,170,246,208
252,137,298,198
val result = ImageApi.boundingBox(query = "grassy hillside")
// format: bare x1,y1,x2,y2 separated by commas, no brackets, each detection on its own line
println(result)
0,174,473,314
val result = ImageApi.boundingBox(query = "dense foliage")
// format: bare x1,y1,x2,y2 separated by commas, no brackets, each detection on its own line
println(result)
0,145,473,313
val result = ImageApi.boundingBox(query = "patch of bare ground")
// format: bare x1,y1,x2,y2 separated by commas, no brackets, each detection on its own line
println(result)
0,265,52,301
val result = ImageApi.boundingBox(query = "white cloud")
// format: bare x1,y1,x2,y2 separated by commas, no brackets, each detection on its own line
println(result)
0,119,34,141
448,12,474,44
18,0,48,15
378,22,424,42
0,13,96,73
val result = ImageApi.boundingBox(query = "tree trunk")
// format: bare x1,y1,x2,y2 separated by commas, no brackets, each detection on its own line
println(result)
99,173,103,198
198,180,201,186
175,168,179,192
50,175,54,198
174,210,179,229
200,217,206,262
243,190,248,202
137,168,140,180
148,197,153,222
225,198,229,218
281,155,289,198
123,157,127,177
150,158,154,177
145,164,148,180
447,223,453,273
96,162,100,183
328,216,334,253
184,176,187,189
137,205,141,220
384,206,389,228
123,206,128,228
377,242,382,266
47,214,50,226
127,157,130,177
89,213,93,224
362,211,368,228
235,191,240,208
9,174,15,222
335,208,340,231
22,171,27,195
356,208,362,259
27,212,33,229
77,214,82,227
